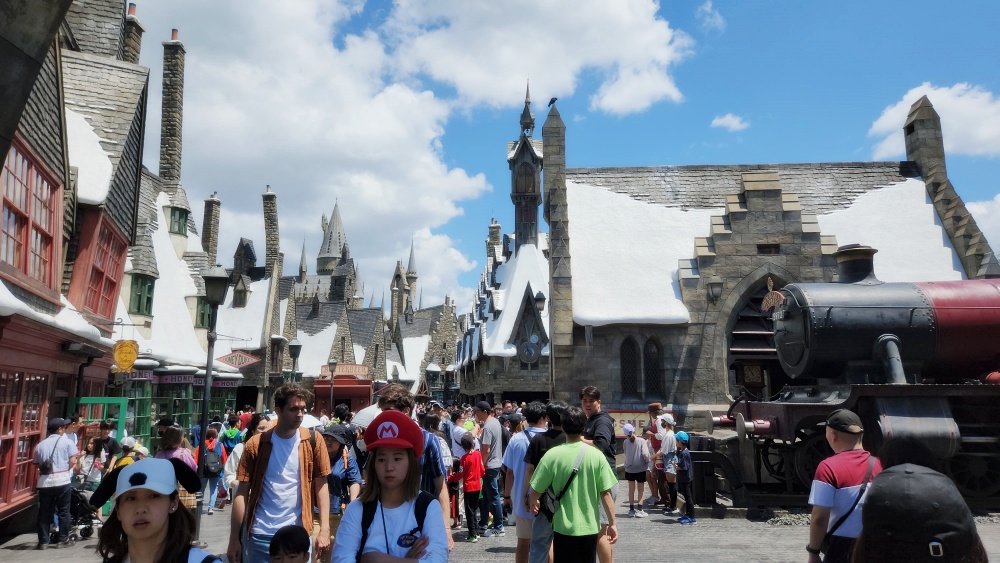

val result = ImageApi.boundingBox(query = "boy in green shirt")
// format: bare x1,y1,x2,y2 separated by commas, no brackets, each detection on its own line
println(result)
529,406,618,563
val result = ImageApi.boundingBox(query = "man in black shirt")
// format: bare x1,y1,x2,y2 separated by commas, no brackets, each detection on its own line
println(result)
581,386,617,563
92,420,122,477
523,401,568,563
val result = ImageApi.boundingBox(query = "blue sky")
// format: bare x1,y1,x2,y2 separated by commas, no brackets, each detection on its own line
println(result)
133,1,1000,311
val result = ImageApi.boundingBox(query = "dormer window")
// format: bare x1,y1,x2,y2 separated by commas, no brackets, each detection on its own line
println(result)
233,287,248,308
169,208,188,235
195,297,211,328
129,274,155,315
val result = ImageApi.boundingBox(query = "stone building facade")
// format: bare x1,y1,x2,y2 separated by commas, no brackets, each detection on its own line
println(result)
540,96,997,426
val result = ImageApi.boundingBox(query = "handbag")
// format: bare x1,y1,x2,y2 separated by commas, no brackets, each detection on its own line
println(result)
38,436,63,475
538,445,588,522
820,455,875,554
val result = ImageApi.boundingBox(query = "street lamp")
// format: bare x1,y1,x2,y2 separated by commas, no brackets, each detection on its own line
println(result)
288,338,302,383
195,264,229,543
426,362,441,402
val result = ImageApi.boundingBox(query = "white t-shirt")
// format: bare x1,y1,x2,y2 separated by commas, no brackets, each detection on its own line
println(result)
251,432,303,536
332,497,448,563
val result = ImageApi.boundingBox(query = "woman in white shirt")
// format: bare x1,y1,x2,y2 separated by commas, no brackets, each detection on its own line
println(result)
332,410,448,562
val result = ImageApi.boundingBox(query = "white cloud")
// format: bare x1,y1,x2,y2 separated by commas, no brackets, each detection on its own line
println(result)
696,1,726,32
869,83,1000,160
711,113,749,132
131,0,693,307
386,0,693,115
966,195,1000,254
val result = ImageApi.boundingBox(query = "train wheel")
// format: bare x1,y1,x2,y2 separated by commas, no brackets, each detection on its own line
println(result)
945,453,1000,498
794,431,832,488
758,439,788,482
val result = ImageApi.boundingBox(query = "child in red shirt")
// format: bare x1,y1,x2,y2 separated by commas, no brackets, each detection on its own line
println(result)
453,433,485,542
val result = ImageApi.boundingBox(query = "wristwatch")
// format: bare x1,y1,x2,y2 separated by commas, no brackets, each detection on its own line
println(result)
806,545,820,555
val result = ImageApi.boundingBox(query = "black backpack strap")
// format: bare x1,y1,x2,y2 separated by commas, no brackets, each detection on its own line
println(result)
356,500,379,561
413,490,434,533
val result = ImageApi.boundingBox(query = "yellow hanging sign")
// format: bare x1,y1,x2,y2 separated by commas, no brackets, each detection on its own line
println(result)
112,340,139,373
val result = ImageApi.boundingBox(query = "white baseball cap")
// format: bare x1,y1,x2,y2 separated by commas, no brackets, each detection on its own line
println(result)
114,458,178,502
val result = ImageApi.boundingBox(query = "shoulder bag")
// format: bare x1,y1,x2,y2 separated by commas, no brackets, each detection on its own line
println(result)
820,455,875,554
538,445,588,522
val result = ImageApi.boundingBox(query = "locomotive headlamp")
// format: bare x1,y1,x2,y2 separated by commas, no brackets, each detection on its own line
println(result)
706,276,724,304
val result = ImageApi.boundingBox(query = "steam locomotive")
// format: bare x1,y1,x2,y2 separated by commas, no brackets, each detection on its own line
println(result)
711,245,1000,501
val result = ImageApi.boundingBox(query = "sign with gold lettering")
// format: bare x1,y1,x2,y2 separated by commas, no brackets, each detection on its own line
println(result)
112,340,139,373
217,351,261,369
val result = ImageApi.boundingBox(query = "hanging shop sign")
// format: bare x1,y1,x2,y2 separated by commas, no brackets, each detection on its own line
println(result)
217,351,261,369
112,340,139,372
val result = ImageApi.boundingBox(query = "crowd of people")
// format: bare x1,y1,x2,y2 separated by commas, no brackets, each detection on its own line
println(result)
31,385,989,562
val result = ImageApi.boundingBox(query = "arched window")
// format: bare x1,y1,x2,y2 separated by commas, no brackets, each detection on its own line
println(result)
644,340,662,397
621,338,639,398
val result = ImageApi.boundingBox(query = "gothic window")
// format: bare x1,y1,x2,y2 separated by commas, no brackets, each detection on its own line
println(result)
129,274,155,315
643,339,662,397
621,338,639,398
515,162,536,194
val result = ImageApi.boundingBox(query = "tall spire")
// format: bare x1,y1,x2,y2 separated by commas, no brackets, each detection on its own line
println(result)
418,288,423,310
298,240,307,282
406,240,417,276
316,201,348,275
519,80,534,136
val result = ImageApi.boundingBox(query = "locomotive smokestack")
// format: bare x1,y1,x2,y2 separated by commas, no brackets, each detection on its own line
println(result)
834,244,881,285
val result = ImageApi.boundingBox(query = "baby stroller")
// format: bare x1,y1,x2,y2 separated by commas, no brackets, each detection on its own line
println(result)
51,485,102,542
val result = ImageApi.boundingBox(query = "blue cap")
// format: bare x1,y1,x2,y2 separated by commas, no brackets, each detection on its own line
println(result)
675,431,689,444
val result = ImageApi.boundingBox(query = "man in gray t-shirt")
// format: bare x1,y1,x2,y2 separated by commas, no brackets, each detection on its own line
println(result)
476,401,506,536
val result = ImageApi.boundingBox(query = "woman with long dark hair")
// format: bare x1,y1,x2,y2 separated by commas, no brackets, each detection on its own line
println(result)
93,458,221,563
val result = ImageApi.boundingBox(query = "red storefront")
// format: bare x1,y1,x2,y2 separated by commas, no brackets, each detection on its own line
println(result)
313,364,374,414
0,314,111,521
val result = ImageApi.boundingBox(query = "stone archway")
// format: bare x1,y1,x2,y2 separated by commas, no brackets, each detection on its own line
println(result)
710,263,797,401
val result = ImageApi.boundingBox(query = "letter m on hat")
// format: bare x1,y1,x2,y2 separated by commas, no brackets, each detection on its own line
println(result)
377,422,399,440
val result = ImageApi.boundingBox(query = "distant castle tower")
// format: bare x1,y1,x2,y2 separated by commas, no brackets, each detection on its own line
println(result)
317,203,347,275
510,82,542,251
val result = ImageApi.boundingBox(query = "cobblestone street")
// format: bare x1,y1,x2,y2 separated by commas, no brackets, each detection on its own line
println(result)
3,481,999,562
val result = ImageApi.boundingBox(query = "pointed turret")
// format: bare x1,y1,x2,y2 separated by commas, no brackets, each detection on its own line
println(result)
904,95,947,183
519,80,534,136
418,289,423,311
317,202,348,275
298,240,307,282
406,241,418,310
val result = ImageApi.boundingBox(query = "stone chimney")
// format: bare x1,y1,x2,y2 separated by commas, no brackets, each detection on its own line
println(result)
263,186,279,276
488,219,501,251
159,29,185,181
904,95,946,184
201,192,221,265
542,103,572,377
122,3,143,64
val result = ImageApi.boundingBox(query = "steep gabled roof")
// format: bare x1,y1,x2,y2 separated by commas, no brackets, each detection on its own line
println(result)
65,0,127,59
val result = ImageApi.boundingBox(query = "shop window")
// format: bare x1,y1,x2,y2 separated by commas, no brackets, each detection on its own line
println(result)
620,338,639,398
195,297,211,328
1,143,58,288
169,208,188,235
129,274,155,315
643,339,662,397
84,222,127,318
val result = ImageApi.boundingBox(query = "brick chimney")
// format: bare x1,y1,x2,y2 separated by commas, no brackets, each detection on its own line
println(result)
263,186,279,276
159,29,185,181
202,192,221,265
123,3,143,64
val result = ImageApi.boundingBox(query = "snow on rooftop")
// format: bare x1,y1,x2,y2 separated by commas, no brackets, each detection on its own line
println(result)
386,358,410,381
354,343,366,364
0,279,111,346
294,321,337,377
113,192,206,365
816,178,965,281
402,335,431,377
481,243,550,356
65,108,113,206
568,181,720,326
216,278,271,351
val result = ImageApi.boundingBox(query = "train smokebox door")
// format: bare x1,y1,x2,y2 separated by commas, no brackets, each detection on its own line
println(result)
690,436,717,505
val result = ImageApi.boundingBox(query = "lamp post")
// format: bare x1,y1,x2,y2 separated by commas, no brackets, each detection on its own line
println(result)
288,338,302,383
194,265,229,543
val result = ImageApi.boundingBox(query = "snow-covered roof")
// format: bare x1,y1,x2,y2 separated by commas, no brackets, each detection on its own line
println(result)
568,181,717,326
65,107,113,206
481,243,550,357
216,278,273,351
816,179,964,281
354,343,367,364
293,320,337,377
0,283,111,347
402,335,430,376
566,172,964,327
113,192,210,366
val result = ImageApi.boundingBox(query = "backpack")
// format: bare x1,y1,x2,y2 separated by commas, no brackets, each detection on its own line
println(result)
204,442,223,476
356,490,433,560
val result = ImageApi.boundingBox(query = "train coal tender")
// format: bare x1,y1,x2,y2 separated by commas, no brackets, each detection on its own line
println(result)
710,245,1000,506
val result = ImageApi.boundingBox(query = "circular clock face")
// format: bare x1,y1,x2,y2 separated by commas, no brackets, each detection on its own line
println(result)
530,334,539,344
518,342,540,363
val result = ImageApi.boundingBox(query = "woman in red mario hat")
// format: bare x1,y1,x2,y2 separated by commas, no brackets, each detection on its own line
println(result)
331,410,448,562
